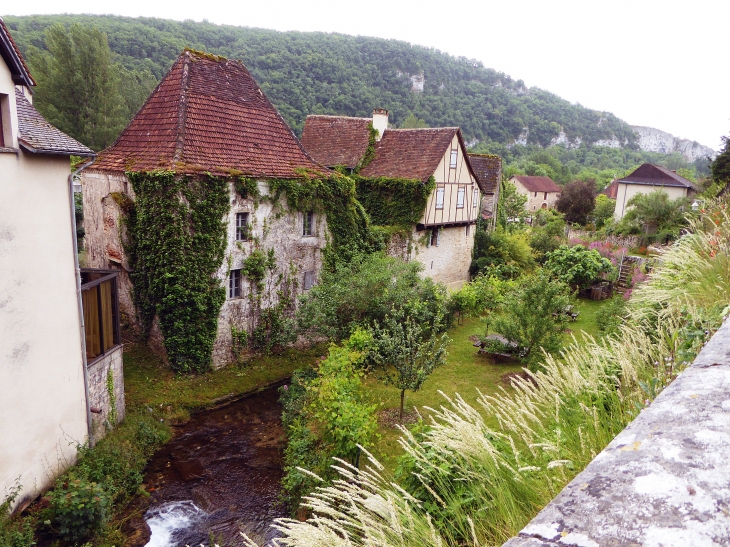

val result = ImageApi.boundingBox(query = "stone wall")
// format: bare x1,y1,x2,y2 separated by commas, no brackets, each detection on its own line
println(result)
502,317,730,547
410,225,474,290
87,346,125,442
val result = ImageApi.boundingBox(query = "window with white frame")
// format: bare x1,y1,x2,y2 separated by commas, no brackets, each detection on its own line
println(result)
456,187,465,208
435,188,445,209
473,188,479,208
449,150,458,169
236,212,250,241
303,211,314,236
228,269,242,298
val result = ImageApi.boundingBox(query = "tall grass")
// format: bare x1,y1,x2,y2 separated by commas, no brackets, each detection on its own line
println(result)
247,197,729,547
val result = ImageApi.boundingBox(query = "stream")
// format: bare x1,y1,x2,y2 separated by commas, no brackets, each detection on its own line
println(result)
127,385,287,547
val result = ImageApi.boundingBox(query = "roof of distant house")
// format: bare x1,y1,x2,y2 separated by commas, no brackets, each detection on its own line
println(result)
0,17,35,87
15,89,94,156
360,127,471,182
510,175,562,193
468,154,502,194
301,115,372,169
601,180,619,199
92,49,324,178
616,163,699,191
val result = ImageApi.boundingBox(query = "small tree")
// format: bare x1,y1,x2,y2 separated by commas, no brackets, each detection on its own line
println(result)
593,194,616,228
368,309,449,421
619,190,689,241
497,180,528,230
711,135,730,193
556,180,596,225
544,244,615,290
490,273,573,370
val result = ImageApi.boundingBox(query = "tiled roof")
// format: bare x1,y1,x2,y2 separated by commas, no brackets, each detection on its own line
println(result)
616,163,699,191
360,128,463,182
301,115,372,169
511,175,562,193
468,154,502,194
0,18,35,87
15,89,94,156
601,180,619,199
92,50,324,178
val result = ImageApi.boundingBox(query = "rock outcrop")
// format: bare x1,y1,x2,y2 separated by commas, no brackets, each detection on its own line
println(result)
631,125,716,162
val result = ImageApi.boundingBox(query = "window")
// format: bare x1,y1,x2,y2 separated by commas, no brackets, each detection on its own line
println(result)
544,192,548,200
456,187,465,208
429,228,440,247
229,269,242,298
80,269,120,362
473,188,479,208
303,271,316,290
303,211,314,236
435,188,445,209
236,212,250,241
534,191,538,197
465,224,470,237
0,93,8,148
0,95,4,148
449,150,458,168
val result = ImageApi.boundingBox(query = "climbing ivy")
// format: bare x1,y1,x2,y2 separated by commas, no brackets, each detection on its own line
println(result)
354,122,379,173
125,171,230,373
354,175,436,228
233,177,262,203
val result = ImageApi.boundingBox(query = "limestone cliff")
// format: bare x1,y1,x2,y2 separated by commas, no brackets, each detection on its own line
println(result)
631,125,716,162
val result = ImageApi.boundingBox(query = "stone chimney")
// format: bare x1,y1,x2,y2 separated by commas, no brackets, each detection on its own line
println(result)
372,108,388,141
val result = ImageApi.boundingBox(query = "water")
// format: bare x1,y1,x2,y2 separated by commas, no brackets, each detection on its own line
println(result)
135,385,287,547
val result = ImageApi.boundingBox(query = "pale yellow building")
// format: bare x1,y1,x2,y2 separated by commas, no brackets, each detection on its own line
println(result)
0,19,122,512
613,163,698,220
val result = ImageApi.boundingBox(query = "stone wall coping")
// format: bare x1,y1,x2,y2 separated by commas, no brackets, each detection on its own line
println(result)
502,317,730,547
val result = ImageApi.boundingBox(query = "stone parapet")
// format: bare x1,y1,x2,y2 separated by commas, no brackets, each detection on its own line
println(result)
502,318,730,547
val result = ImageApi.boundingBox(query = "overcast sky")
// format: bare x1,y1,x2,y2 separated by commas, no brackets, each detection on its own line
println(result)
4,0,729,150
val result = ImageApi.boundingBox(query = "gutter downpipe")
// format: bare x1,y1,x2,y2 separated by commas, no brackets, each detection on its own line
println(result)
69,158,96,447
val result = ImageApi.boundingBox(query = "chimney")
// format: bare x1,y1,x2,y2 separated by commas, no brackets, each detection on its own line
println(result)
372,108,388,141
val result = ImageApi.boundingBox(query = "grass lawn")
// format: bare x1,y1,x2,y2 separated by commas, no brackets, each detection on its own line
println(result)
365,317,523,471
123,340,327,423
567,297,612,341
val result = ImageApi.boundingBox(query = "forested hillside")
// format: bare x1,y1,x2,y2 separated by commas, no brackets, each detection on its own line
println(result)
4,14,638,148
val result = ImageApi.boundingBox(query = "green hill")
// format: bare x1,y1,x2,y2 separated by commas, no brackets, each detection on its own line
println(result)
4,14,638,149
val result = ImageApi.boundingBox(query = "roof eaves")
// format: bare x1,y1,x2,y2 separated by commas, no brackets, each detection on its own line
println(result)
0,18,35,87
18,139,96,157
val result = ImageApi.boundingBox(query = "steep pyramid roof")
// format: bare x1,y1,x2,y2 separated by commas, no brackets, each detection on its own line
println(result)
616,163,699,191
301,115,372,169
92,50,324,178
468,154,502,194
360,127,469,182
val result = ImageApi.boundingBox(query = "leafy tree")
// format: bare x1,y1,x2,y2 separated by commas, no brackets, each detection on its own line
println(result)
368,308,449,421
711,135,730,192
593,194,616,228
529,208,566,261
497,180,528,230
28,23,128,150
556,180,596,225
400,112,428,128
490,273,573,370
544,244,615,289
298,252,448,341
618,190,690,241
470,226,535,278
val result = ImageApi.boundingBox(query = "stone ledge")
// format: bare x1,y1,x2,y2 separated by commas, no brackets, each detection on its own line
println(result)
503,318,730,547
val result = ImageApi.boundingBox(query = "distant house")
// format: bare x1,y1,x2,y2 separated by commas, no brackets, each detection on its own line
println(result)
0,18,123,512
302,109,480,289
468,154,502,229
509,175,562,211
613,163,699,220
82,50,329,368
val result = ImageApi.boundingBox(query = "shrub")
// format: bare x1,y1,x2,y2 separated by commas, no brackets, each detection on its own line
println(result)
1,485,35,547
544,244,615,289
470,227,535,278
46,477,109,542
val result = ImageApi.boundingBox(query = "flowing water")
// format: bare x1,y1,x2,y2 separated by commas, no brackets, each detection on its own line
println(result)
133,385,286,547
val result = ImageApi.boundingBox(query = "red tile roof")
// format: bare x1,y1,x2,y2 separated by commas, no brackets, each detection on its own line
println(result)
510,175,562,193
0,17,35,87
360,128,466,182
301,115,372,169
468,154,502,194
92,50,324,178
15,89,94,156
616,163,699,192
601,180,619,199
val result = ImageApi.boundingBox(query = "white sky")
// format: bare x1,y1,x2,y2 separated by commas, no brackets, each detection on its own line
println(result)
4,0,729,150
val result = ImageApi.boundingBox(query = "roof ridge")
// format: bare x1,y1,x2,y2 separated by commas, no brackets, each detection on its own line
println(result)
306,114,371,120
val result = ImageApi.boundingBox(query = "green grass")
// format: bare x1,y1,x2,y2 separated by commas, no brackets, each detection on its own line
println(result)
365,317,522,471
124,341,327,423
567,298,612,341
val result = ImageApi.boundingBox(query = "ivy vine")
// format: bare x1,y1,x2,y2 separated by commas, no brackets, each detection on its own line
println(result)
354,175,436,228
125,171,230,373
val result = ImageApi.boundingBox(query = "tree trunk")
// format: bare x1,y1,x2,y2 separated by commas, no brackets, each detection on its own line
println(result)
400,389,405,422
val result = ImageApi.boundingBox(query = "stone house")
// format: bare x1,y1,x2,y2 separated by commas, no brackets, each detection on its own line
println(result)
612,163,698,220
509,175,562,212
468,153,502,229
0,18,123,512
81,50,329,369
302,110,480,289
